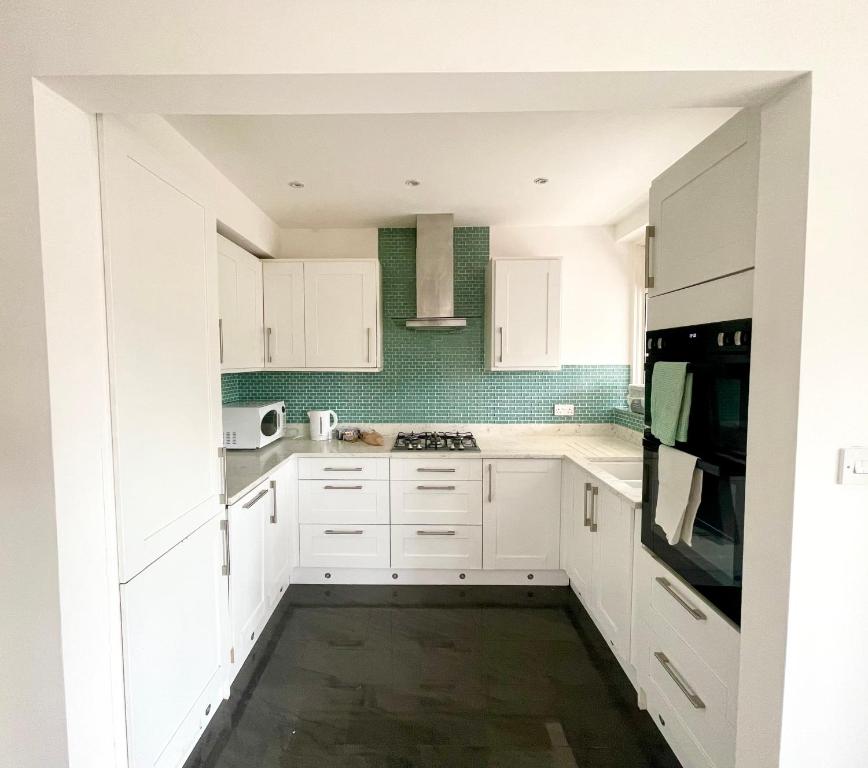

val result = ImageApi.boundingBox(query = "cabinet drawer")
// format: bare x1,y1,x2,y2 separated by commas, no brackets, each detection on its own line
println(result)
298,456,389,480
390,457,482,481
391,480,482,525
390,525,482,570
298,480,389,524
640,549,739,692
646,623,735,768
644,672,715,768
299,524,390,568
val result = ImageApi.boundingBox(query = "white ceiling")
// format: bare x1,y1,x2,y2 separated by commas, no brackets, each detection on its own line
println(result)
168,108,737,228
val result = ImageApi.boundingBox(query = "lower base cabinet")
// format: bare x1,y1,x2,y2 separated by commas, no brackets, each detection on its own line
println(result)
120,513,228,768
299,524,390,568
390,525,482,569
265,460,298,611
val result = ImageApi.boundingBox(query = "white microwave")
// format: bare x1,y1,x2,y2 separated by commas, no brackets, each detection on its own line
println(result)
222,400,286,450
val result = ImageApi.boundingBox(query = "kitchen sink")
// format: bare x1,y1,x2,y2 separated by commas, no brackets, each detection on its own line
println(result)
587,459,643,482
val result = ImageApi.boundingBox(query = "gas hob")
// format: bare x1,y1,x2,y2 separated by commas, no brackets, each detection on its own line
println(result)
392,431,479,452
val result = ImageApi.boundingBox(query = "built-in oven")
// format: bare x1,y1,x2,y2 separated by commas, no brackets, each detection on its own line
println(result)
641,318,751,626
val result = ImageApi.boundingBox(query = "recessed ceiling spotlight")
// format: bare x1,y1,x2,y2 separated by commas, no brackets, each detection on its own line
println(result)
404,179,421,187
533,177,549,185
287,181,305,189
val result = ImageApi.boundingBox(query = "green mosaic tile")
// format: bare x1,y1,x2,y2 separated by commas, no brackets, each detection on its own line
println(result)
613,407,645,433
221,227,631,425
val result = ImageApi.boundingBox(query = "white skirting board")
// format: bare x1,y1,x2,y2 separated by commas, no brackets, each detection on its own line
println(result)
291,567,569,586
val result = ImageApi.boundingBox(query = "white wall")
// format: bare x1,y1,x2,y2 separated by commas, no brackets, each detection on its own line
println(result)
491,226,636,365
280,227,378,259
32,83,126,768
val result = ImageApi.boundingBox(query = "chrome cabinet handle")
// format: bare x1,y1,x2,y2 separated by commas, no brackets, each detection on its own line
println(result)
589,486,599,532
323,485,363,490
366,327,371,363
582,481,592,527
324,529,363,535
219,446,228,504
498,327,504,362
266,326,273,363
645,225,656,289
656,577,707,621
323,467,363,472
417,485,456,491
487,463,494,502
654,652,705,709
269,480,277,524
218,318,224,364
416,467,457,473
417,530,456,536
220,518,230,576
242,488,269,509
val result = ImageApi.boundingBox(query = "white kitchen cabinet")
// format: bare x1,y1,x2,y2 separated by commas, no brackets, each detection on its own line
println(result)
298,480,390,525
120,515,228,768
591,483,635,663
648,109,760,296
485,258,561,371
391,525,482,570
99,115,222,582
262,260,306,368
217,234,263,371
299,524,390,569
265,460,297,613
482,459,561,570
565,463,595,600
390,480,482,526
228,481,270,676
304,259,381,369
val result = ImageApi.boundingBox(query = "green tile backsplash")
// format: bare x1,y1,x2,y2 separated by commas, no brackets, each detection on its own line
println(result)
222,227,633,425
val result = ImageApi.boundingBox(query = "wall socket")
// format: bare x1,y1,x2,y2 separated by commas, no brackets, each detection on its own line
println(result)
553,404,575,416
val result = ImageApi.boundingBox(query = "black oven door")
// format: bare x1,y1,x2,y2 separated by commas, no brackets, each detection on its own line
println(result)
641,319,751,626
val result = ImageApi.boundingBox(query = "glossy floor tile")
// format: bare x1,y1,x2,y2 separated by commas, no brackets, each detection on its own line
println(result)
184,586,680,768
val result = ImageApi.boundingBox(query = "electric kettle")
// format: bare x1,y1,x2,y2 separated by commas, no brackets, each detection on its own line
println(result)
307,410,338,441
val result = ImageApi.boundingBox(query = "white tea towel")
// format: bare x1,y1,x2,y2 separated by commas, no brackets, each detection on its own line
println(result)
655,445,701,545
679,467,704,546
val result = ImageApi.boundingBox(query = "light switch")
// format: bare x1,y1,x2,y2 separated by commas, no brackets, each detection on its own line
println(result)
838,447,868,485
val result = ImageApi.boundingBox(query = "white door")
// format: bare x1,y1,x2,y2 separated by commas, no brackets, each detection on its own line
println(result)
229,482,270,674
490,259,561,370
217,234,263,370
304,260,379,369
570,467,596,600
99,116,221,582
482,459,561,570
262,260,306,368
648,109,760,296
592,484,635,663
120,515,228,768
265,460,297,614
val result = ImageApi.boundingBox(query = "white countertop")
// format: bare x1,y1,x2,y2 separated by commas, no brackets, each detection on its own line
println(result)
224,429,642,506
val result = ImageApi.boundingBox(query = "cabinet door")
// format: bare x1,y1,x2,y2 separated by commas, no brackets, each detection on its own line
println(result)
229,482,270,674
265,460,297,614
591,485,635,663
304,260,380,369
217,234,263,370
263,260,306,367
648,109,760,296
482,459,561,570
99,116,221,582
490,259,561,370
120,515,228,768
570,467,596,601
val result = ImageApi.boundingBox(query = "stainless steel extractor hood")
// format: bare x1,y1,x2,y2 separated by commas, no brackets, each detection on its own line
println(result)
405,213,467,329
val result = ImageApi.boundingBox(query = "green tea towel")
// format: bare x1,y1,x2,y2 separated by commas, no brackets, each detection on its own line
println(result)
651,362,693,446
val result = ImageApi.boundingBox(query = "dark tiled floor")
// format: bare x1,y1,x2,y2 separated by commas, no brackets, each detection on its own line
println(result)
184,586,680,768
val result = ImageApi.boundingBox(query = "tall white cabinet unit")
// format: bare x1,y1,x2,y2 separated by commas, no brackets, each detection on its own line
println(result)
485,258,561,371
217,234,263,371
647,109,760,296
262,260,306,368
99,116,226,768
482,459,562,570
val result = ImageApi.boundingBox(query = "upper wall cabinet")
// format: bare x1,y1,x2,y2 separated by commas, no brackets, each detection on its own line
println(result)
304,260,381,370
218,234,264,371
647,109,760,297
262,260,306,368
485,258,561,371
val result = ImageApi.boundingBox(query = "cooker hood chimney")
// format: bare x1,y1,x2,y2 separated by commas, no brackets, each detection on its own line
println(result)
405,213,467,329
